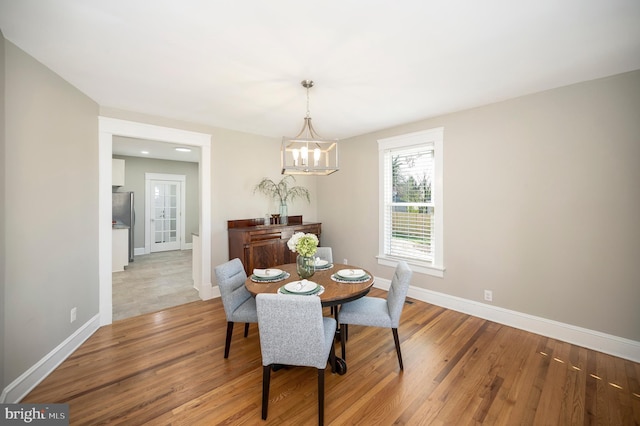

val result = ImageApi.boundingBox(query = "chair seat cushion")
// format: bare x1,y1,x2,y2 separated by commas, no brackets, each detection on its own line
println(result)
339,297,391,328
231,297,259,323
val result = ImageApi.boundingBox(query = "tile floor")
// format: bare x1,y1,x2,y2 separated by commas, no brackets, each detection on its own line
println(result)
112,249,201,321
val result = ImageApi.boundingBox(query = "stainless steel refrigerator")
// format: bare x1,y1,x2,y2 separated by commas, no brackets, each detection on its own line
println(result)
112,191,135,262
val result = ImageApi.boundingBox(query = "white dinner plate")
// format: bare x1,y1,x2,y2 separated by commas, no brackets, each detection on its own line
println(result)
284,280,319,293
336,269,366,279
253,268,284,279
314,259,329,267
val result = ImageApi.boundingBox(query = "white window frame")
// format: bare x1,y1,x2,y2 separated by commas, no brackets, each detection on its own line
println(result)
377,127,444,277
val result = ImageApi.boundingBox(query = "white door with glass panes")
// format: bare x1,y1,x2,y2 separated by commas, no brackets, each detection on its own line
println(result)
145,173,186,254
151,180,181,252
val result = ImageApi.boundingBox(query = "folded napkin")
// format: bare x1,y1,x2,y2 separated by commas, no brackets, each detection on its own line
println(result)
280,286,320,295
253,268,281,277
280,281,321,295
339,269,365,277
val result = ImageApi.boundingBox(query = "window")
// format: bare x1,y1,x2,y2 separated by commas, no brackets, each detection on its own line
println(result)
378,128,444,277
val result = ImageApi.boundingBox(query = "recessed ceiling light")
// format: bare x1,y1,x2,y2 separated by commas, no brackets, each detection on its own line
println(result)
175,147,191,152
141,150,150,154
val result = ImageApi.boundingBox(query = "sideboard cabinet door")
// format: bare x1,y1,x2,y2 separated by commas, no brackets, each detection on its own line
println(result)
248,238,286,273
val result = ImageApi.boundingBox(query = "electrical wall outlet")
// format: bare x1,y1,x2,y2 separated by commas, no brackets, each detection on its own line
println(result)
484,290,493,302
343,258,348,265
70,307,77,323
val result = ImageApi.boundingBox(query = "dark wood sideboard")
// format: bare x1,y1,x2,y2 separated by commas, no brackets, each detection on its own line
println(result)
228,215,322,275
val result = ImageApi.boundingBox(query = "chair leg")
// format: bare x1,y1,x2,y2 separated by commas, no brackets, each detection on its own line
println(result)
318,368,325,425
224,322,234,359
392,328,403,370
244,322,250,337
262,365,271,420
329,340,337,373
340,323,347,360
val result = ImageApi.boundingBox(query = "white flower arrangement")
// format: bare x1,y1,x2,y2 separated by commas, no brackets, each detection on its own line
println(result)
287,232,319,257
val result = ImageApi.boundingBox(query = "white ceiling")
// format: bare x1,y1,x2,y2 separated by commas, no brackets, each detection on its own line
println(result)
1,0,639,145
112,136,201,163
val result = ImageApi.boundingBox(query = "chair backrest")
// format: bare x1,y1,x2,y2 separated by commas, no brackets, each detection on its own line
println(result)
386,261,413,328
256,293,329,369
214,258,250,321
315,247,333,263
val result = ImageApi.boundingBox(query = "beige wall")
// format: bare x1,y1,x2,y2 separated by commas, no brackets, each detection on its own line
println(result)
112,153,200,247
208,126,318,266
3,40,100,385
318,70,640,342
0,31,6,389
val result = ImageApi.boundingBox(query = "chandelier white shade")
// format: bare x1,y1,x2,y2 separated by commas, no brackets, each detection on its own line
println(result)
281,80,339,175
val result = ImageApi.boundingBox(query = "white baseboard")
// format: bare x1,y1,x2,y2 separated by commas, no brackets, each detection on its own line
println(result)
373,279,640,363
198,283,217,300
134,246,192,256
1,314,101,403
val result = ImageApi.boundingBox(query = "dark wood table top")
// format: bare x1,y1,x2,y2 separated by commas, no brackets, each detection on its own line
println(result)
245,263,375,307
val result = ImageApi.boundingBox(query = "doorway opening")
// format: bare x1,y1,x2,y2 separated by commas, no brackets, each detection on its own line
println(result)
99,117,212,325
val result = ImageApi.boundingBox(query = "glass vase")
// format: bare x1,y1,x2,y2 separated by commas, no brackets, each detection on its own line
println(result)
279,202,288,225
296,254,315,279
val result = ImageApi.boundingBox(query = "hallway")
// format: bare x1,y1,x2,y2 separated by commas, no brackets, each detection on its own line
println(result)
112,250,200,321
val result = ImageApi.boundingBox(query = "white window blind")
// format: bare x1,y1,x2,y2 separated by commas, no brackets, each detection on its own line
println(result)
382,144,434,261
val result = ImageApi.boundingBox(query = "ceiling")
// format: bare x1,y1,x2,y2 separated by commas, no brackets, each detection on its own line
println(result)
112,136,201,163
1,0,639,145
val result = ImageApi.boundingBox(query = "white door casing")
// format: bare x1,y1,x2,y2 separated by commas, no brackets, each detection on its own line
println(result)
99,117,212,326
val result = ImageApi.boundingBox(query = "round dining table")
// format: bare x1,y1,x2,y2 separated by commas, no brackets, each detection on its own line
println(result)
244,263,375,307
245,262,375,375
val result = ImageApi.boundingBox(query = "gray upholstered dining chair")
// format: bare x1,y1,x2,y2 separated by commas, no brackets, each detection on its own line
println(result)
315,246,336,313
214,258,258,358
256,293,337,425
315,246,333,263
338,261,412,370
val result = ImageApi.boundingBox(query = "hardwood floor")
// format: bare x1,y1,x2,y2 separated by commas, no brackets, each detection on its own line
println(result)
112,250,200,321
24,288,640,425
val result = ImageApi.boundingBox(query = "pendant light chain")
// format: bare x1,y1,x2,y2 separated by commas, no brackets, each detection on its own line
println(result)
306,84,311,119
299,79,315,139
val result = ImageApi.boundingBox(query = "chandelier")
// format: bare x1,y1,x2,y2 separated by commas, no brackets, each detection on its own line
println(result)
281,80,339,175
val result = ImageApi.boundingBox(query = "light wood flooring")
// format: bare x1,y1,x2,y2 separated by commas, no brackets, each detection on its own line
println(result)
24,288,640,425
112,249,200,321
